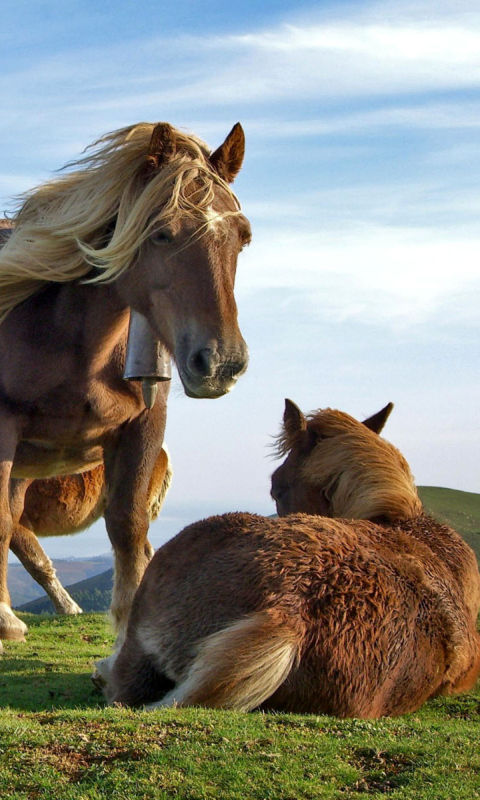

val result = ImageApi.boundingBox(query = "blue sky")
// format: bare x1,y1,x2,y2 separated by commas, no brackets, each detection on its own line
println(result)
2,0,479,560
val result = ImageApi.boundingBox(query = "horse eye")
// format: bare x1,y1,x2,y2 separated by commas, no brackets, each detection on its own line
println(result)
150,229,173,245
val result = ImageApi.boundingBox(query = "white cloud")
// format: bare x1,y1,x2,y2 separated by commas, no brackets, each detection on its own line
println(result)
238,224,480,328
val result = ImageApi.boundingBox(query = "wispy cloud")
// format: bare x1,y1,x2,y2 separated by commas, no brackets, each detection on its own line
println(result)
3,1,480,128
239,223,480,329
242,102,480,140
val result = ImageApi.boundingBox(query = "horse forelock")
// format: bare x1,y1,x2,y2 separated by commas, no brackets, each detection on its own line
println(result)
0,122,242,321
278,408,422,523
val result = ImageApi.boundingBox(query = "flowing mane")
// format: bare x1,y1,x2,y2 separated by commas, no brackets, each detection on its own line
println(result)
0,122,241,322
275,407,422,522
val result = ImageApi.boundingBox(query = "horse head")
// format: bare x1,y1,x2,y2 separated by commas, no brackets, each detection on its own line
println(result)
271,399,422,521
114,123,250,399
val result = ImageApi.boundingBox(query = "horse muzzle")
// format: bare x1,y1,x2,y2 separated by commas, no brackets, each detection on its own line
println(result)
178,341,249,399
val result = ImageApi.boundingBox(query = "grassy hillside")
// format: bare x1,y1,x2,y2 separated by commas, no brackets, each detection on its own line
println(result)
0,613,479,799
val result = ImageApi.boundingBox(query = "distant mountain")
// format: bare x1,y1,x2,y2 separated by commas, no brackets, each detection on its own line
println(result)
14,486,480,615
18,568,113,614
9,554,112,609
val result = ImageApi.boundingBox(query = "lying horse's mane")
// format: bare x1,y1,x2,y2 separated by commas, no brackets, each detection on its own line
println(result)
276,407,423,522
0,122,241,322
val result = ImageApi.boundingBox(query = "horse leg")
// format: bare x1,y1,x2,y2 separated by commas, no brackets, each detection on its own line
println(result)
0,464,29,648
10,521,83,615
104,481,153,648
103,403,167,648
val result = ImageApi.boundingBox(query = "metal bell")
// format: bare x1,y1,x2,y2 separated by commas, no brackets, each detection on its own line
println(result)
123,310,171,409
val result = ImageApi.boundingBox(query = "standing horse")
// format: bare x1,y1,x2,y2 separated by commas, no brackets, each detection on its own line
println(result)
0,121,250,652
2,224,172,616
100,401,480,717
10,446,172,615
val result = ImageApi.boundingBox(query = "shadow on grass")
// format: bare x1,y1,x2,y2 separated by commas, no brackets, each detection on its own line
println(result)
0,612,111,711
0,657,105,711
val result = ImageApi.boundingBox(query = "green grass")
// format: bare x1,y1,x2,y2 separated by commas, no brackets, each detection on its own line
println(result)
1,614,480,798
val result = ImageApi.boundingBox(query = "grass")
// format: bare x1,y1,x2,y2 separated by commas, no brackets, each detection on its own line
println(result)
1,614,480,798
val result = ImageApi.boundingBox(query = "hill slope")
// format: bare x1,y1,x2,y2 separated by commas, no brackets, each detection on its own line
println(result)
9,555,113,608
17,568,113,614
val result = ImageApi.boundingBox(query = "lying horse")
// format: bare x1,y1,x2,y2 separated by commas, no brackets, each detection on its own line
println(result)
100,401,480,717
10,447,171,615
0,121,250,652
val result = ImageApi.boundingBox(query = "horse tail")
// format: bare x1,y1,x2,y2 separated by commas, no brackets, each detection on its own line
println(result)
155,610,300,711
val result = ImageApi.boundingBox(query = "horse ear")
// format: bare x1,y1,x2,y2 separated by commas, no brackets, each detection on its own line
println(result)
283,399,307,438
363,402,394,434
147,123,176,171
209,123,245,183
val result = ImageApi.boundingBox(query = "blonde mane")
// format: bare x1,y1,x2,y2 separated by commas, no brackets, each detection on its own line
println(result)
0,123,241,323
279,408,422,522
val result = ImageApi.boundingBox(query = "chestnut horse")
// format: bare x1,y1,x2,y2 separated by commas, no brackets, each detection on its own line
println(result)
9,446,171,615
0,121,250,653
100,401,480,717
4,219,171,616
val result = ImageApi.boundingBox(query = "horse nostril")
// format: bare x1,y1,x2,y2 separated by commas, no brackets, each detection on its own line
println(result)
187,347,248,381
188,348,215,378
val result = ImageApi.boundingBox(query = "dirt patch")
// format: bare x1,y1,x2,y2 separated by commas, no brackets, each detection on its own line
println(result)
348,746,422,794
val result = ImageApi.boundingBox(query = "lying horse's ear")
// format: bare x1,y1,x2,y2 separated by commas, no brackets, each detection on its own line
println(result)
363,402,394,434
283,399,307,438
209,123,245,183
146,123,176,171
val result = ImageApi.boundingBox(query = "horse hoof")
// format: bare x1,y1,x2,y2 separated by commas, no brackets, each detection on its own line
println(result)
57,601,83,615
0,602,28,641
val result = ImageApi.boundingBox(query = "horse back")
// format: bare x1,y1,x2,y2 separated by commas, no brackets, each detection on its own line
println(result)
395,515,480,621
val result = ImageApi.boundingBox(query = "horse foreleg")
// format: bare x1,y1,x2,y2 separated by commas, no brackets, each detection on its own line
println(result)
104,497,152,648
103,407,167,648
10,522,83,615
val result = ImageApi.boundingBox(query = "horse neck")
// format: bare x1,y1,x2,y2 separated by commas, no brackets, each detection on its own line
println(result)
59,280,131,369
2,279,131,376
